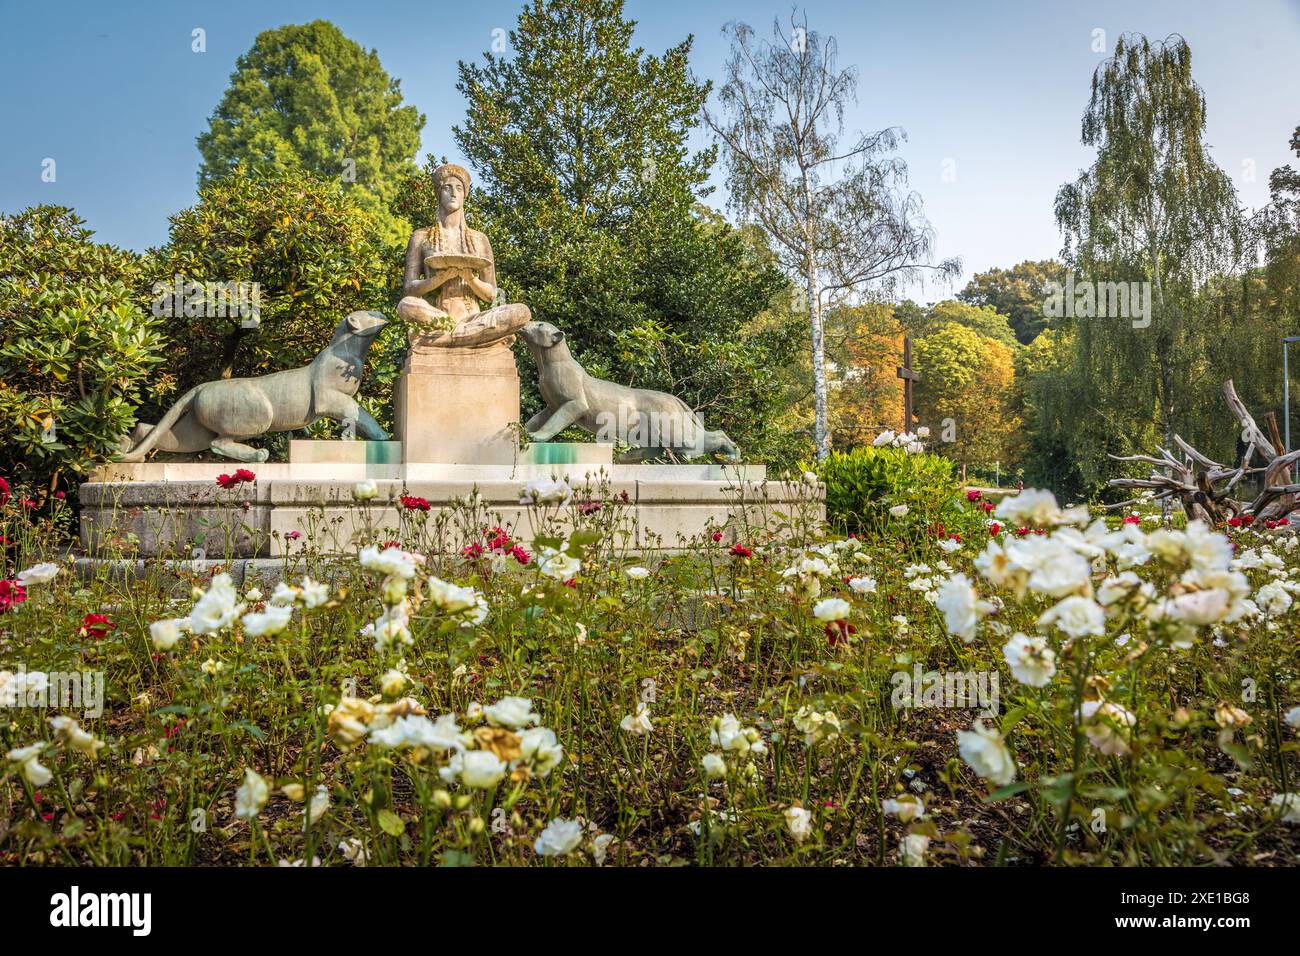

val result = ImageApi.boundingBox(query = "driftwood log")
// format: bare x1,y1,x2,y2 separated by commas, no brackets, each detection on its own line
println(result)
1107,380,1300,523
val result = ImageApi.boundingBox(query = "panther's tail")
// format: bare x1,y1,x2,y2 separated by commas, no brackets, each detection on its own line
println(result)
116,385,203,462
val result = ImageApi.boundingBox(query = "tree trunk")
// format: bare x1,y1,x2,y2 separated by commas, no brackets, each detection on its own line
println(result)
806,255,828,460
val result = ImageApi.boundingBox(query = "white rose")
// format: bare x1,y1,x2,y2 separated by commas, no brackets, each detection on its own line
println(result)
625,566,650,580
1078,700,1136,756
520,478,572,505
483,696,539,729
15,562,59,586
537,548,582,581
517,727,564,776
241,603,294,637
1037,595,1106,638
620,703,653,736
848,576,877,594
784,805,812,843
299,576,329,609
1002,632,1057,687
889,504,910,518
900,833,930,867
460,750,507,789
352,480,379,501
882,796,925,822
359,545,422,580
812,597,851,622
1166,588,1230,626
936,572,982,643
7,743,53,786
235,768,270,820
187,572,244,635
957,721,1016,786
701,753,727,778
534,817,584,856
149,618,186,651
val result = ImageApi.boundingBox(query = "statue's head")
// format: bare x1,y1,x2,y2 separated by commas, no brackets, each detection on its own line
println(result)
340,310,388,340
433,163,471,215
520,320,565,350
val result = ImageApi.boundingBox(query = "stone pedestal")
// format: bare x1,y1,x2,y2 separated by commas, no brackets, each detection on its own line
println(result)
289,440,402,466
395,342,520,464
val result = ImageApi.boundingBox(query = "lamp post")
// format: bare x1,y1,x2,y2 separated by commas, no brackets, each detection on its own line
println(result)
1285,336,1300,453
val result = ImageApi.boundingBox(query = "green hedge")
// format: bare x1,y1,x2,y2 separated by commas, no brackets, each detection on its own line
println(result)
809,447,976,549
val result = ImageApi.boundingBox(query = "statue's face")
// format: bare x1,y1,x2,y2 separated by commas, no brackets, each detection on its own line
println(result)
438,178,466,214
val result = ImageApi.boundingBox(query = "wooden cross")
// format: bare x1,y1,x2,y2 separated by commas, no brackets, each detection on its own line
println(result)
896,336,920,428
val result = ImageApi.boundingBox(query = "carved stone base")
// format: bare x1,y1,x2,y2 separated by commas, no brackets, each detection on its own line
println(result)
395,342,520,464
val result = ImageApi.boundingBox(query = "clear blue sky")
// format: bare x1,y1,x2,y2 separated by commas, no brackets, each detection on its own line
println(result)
2,0,1297,293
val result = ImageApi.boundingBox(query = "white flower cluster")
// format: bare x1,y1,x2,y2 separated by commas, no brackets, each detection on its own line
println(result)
792,706,841,747
5,716,105,787
701,713,767,781
326,694,564,789
871,427,930,454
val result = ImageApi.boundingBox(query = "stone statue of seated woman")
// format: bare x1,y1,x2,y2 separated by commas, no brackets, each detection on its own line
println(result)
397,163,530,351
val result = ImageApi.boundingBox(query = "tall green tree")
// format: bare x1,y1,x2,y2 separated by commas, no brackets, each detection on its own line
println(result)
958,260,1066,343
449,0,796,462
1265,124,1300,326
895,298,1019,348
706,12,956,459
1054,33,1249,467
148,167,400,434
197,20,425,243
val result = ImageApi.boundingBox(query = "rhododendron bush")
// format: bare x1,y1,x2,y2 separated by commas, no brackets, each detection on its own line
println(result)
1,473,1299,867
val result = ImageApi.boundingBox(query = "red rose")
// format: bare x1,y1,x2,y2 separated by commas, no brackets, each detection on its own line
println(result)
988,522,1001,536
966,489,983,502
509,545,531,565
80,612,114,640
400,495,431,512
1123,514,1141,525
0,476,9,507
729,544,753,558
216,469,255,489
711,531,723,542
0,579,27,613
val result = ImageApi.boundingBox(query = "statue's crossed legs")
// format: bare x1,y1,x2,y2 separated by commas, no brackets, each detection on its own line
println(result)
398,296,531,350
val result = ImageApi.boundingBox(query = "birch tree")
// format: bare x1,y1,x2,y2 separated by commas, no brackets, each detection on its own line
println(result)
705,13,956,459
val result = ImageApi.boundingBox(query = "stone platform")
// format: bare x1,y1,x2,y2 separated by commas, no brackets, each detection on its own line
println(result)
79,458,820,558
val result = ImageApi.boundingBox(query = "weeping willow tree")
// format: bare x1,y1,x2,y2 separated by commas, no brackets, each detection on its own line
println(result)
1053,34,1251,495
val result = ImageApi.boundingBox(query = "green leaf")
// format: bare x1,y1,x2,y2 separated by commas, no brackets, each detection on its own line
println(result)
376,808,405,837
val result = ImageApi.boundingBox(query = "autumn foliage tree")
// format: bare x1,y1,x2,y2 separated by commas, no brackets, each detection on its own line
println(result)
913,322,1022,468
827,303,903,446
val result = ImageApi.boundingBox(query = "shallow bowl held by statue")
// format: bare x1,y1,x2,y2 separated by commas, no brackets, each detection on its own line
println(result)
424,252,491,273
